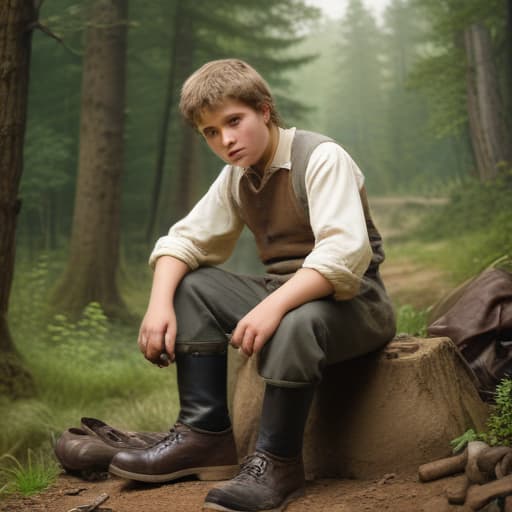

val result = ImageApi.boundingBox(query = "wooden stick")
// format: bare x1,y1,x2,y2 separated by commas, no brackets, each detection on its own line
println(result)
418,451,467,482
465,475,512,510
477,446,511,474
446,474,471,504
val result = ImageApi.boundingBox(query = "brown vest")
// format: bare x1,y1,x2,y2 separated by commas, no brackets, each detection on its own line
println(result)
238,166,314,272
238,130,384,276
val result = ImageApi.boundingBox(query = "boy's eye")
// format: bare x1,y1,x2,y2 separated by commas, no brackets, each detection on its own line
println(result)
228,116,240,126
204,128,218,138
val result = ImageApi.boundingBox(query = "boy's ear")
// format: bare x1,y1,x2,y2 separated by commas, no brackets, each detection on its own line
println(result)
261,103,271,123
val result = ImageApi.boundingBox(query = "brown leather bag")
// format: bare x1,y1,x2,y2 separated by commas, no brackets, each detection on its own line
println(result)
428,267,512,401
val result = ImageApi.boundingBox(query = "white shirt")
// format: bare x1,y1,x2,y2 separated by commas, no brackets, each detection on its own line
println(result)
150,127,372,300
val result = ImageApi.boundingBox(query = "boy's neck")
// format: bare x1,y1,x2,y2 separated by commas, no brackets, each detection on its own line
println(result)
252,124,279,176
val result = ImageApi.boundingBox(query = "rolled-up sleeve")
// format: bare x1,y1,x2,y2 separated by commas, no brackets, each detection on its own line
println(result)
302,143,372,300
149,165,244,270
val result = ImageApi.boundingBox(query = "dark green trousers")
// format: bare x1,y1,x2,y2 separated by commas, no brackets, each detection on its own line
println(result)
173,267,395,387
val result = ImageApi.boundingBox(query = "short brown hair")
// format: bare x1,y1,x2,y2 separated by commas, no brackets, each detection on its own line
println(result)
179,59,282,127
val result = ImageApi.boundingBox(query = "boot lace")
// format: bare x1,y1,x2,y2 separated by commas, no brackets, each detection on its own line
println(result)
157,425,185,450
239,453,268,479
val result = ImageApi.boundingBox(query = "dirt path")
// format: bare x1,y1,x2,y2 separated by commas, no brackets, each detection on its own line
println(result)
1,469,459,512
381,259,451,309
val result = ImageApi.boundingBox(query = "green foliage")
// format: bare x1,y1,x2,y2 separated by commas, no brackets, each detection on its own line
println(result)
0,399,52,457
451,378,512,451
483,378,512,447
326,0,390,192
5,256,178,467
410,0,508,139
22,124,72,203
416,170,512,279
9,254,52,339
395,305,428,336
47,302,109,346
450,428,479,453
0,451,59,497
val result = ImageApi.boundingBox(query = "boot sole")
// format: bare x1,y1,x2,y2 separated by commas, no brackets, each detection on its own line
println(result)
109,463,239,483
202,487,305,512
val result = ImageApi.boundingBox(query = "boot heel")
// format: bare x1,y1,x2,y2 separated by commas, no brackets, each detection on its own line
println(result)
197,465,239,481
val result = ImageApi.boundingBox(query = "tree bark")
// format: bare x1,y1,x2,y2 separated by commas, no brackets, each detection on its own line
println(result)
170,11,197,220
154,9,198,228
175,122,199,217
506,0,512,124
232,337,488,479
145,0,180,243
52,0,130,320
0,0,37,398
464,23,511,181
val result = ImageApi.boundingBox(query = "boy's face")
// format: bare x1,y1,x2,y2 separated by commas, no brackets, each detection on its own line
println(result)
197,99,273,170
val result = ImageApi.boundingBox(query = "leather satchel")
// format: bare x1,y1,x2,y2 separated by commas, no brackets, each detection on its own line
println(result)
428,267,512,400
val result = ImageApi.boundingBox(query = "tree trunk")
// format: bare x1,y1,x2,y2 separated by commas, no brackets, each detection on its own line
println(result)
145,0,180,243
505,0,512,124
153,9,198,228
0,0,37,398
52,0,130,321
170,12,197,220
175,122,199,217
464,23,511,181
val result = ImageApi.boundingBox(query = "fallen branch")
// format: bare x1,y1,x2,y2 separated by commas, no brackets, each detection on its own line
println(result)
465,474,512,510
446,474,471,504
418,450,467,482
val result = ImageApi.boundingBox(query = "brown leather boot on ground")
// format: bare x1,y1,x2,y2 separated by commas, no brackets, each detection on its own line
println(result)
203,450,305,512
55,427,120,474
108,423,238,483
54,424,168,478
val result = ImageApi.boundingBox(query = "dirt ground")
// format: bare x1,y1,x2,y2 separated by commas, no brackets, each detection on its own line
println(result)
2,208,473,512
0,257,465,512
0,470,465,512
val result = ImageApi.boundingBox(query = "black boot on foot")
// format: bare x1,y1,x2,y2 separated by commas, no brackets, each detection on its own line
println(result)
110,352,237,482
204,384,314,511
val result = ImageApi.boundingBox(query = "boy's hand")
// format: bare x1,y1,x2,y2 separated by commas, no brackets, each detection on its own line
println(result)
230,268,335,357
138,305,177,366
231,301,285,357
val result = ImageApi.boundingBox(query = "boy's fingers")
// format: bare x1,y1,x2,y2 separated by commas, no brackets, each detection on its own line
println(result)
252,334,267,354
241,328,255,356
230,325,243,347
137,335,146,354
145,334,165,364
164,331,176,363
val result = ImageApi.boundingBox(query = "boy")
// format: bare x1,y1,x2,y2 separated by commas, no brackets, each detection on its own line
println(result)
109,59,396,511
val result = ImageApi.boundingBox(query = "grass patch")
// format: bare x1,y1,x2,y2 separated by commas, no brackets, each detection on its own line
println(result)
2,255,179,488
414,172,512,279
395,305,428,337
0,450,59,498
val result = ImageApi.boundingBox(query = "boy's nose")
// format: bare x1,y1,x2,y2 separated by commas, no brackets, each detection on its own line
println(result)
222,129,235,147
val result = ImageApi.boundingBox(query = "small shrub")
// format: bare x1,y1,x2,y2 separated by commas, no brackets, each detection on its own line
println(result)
450,429,479,453
451,377,512,450
483,377,512,447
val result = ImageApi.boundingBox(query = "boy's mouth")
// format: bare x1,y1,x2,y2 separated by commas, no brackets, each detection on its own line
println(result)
228,148,243,159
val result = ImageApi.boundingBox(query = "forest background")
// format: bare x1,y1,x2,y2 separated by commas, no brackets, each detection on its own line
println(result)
0,0,511,497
